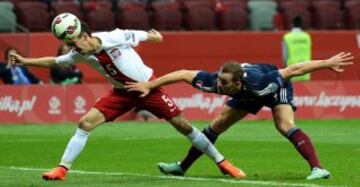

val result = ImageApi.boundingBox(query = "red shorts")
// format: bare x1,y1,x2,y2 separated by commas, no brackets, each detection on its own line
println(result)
93,88,182,121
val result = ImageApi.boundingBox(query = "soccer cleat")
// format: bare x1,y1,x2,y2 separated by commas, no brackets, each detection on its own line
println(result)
158,162,184,176
218,160,246,178
42,166,67,180
306,167,331,180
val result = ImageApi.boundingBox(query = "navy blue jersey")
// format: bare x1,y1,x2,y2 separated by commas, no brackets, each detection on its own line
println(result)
191,63,295,114
240,63,286,96
192,63,285,96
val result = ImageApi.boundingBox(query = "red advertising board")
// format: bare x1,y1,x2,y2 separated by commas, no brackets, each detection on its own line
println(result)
0,81,359,124
292,81,360,119
0,85,66,123
65,84,110,122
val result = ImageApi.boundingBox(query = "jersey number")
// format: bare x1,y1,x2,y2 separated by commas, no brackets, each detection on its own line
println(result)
161,95,174,107
105,64,117,76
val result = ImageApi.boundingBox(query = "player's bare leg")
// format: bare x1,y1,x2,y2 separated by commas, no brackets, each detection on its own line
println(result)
42,108,106,180
272,104,330,180
160,108,248,178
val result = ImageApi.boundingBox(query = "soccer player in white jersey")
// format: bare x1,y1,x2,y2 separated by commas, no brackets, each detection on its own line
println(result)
8,22,245,180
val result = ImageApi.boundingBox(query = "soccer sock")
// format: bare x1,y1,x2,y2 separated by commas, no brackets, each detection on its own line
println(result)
181,127,220,171
59,128,90,169
186,127,223,163
287,128,322,170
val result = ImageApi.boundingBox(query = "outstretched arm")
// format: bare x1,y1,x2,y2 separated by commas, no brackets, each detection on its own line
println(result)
279,52,354,81
126,70,199,97
8,52,57,67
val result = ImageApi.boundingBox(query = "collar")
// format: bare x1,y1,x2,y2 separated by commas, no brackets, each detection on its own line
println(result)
93,36,103,54
291,27,303,32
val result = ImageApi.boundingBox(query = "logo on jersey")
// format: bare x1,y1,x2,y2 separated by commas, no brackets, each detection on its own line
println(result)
252,83,279,96
110,48,121,60
125,32,135,42
195,80,215,93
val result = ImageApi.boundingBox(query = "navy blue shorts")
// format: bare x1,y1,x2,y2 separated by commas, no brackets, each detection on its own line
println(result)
226,82,296,114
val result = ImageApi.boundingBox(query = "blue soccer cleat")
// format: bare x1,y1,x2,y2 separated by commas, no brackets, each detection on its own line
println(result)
158,162,184,176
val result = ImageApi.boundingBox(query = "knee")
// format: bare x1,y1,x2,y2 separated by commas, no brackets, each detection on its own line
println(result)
210,117,228,134
276,122,296,135
210,114,234,134
168,115,193,135
78,117,95,132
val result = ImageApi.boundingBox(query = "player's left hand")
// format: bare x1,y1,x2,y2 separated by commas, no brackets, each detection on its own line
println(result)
325,52,354,72
149,29,160,36
147,29,163,42
125,81,151,98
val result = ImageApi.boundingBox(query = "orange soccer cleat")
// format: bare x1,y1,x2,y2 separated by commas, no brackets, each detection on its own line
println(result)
42,166,67,180
218,160,246,178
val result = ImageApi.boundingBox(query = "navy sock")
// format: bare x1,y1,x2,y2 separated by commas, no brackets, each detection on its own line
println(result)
180,126,219,171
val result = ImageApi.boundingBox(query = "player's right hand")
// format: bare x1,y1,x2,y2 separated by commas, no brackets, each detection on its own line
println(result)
7,52,24,66
125,81,151,98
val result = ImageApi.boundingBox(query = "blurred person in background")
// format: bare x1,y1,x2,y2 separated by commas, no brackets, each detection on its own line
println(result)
0,47,42,85
50,43,83,85
282,16,312,82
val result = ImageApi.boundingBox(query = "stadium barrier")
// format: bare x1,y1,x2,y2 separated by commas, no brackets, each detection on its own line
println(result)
0,81,359,124
0,31,359,84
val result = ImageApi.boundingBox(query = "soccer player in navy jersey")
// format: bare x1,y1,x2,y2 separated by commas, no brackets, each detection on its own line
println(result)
126,52,354,180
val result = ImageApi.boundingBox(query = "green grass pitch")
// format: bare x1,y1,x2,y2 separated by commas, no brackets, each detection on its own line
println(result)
0,119,359,187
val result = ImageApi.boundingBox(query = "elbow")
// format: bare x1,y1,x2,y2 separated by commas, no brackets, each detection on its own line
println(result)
289,69,304,78
178,69,189,76
282,67,299,80
178,69,193,82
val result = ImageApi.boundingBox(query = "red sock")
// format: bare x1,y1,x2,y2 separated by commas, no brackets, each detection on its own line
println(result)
287,129,322,170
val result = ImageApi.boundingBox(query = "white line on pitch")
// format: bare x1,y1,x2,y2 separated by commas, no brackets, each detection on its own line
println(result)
0,166,344,187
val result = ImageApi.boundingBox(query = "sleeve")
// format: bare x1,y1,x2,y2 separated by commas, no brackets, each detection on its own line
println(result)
251,70,286,96
107,29,148,47
54,50,80,66
191,71,217,93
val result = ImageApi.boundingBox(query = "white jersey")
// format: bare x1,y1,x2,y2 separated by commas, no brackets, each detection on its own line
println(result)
55,29,153,89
